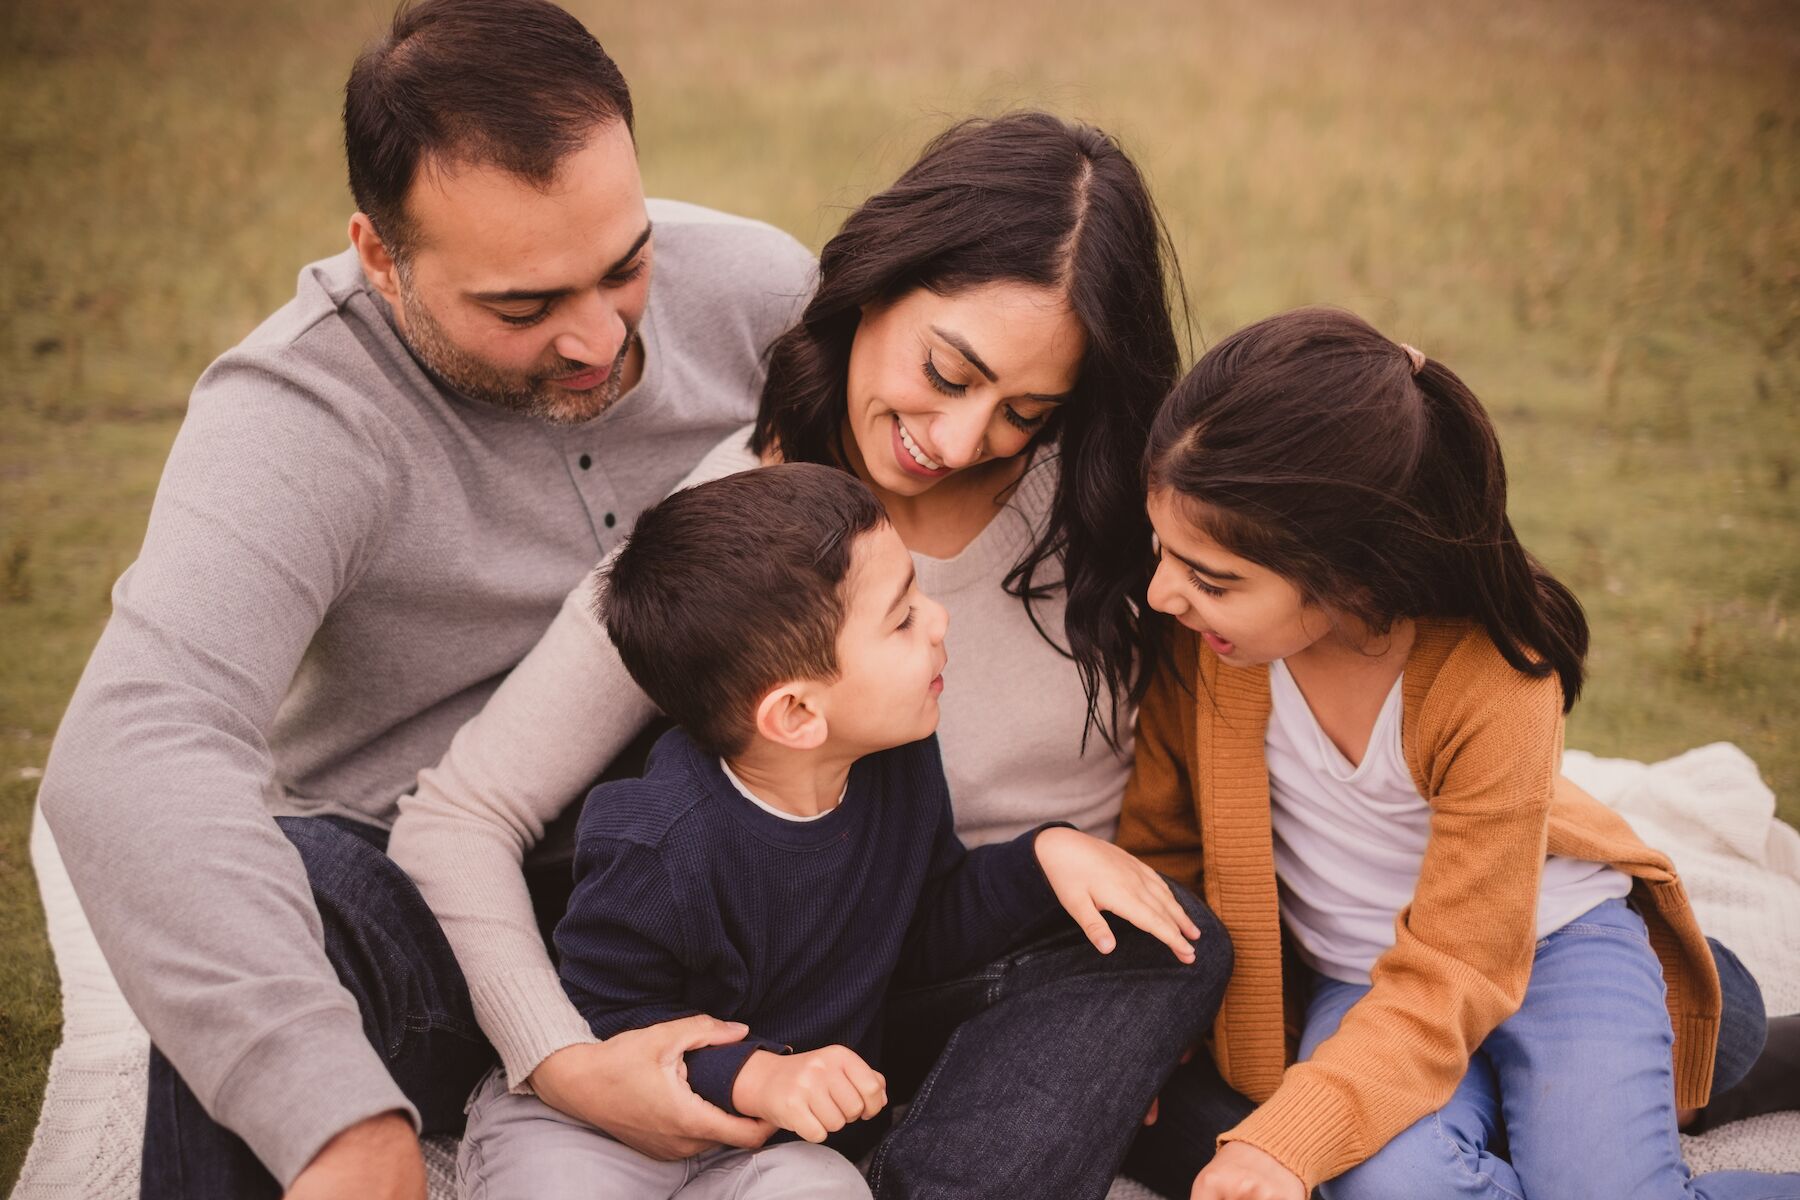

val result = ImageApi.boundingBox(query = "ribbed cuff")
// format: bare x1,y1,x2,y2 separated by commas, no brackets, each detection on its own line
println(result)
686,1039,791,1114
470,967,602,1092
208,1004,417,1187
1219,1080,1367,1190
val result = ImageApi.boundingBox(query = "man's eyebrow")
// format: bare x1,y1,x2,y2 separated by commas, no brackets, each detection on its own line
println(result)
1170,548,1245,582
930,324,1072,404
467,221,654,304
887,565,917,618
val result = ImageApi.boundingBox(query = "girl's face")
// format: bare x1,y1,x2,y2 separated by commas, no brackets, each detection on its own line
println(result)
842,282,1085,497
1145,488,1331,667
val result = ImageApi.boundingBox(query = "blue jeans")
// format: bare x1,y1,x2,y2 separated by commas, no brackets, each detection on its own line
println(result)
140,816,496,1200
1121,915,1774,1199
864,883,1234,1199
1307,899,1799,1200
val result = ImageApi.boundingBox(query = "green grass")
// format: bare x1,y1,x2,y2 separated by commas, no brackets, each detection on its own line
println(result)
2,0,1796,1187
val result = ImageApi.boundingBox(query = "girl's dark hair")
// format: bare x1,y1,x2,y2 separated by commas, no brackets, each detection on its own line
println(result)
752,111,1185,745
1146,307,1589,709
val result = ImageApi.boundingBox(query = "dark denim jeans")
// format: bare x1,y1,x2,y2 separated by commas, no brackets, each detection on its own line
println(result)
866,884,1233,1200
1119,933,1771,1200
140,815,498,1200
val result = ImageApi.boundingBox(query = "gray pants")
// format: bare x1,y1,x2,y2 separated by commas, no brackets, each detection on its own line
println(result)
458,1069,873,1200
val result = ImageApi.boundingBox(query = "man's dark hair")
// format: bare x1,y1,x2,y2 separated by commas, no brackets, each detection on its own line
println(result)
599,464,888,757
344,0,634,257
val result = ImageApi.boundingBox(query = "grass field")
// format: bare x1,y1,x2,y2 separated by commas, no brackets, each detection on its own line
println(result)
2,0,1796,1187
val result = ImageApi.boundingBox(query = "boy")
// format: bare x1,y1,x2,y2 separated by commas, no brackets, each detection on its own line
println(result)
456,463,1201,1198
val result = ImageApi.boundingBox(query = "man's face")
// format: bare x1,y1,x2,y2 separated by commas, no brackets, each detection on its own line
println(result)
384,119,652,424
816,523,950,756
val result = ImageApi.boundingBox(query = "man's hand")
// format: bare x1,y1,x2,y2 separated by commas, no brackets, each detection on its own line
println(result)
730,1046,887,1144
284,1111,423,1200
529,1016,777,1160
1034,827,1200,962
1190,1142,1305,1200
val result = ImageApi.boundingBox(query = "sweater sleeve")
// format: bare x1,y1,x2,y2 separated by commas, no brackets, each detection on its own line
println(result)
896,745,1065,986
388,427,761,1091
553,832,787,1114
35,359,411,1187
1219,663,1564,1188
1114,625,1204,884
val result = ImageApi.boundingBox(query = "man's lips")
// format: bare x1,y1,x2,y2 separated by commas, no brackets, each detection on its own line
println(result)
553,362,612,391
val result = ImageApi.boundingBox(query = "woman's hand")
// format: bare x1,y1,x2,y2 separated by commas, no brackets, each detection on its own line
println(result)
528,1016,777,1160
1033,827,1200,961
1190,1143,1305,1200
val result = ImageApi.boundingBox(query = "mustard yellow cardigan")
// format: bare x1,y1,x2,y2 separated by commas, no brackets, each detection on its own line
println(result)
1117,618,1721,1188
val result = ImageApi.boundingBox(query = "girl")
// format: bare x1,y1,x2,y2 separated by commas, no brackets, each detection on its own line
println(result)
1118,307,1798,1199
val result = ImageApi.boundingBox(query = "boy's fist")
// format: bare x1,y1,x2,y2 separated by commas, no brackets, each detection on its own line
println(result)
731,1045,887,1144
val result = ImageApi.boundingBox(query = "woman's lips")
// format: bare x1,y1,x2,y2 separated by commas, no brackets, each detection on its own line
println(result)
891,414,952,479
1201,630,1236,657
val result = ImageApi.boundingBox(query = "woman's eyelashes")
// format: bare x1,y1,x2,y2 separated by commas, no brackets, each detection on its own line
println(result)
920,351,1050,432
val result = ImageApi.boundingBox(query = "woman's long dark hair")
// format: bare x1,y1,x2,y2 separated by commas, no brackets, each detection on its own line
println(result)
753,111,1185,746
1145,307,1589,709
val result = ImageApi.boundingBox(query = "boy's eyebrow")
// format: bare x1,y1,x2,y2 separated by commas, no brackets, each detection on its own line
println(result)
467,221,654,303
887,565,917,618
1170,548,1245,582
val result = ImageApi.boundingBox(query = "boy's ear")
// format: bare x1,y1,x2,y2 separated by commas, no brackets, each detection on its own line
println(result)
753,682,828,751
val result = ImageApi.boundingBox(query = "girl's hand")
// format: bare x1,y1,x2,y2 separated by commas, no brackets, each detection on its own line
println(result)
1190,1143,1305,1200
1033,827,1199,961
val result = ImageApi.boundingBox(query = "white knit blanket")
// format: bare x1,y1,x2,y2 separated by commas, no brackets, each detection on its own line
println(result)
17,743,1800,1199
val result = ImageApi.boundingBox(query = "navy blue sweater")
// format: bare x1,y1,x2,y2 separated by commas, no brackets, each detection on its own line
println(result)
555,728,1063,1154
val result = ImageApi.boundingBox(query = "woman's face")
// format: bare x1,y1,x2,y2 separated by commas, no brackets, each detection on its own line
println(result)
843,282,1086,497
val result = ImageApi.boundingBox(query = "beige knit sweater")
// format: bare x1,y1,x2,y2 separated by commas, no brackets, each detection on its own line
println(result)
1116,618,1722,1188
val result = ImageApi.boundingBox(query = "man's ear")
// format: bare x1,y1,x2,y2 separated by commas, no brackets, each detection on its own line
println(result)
349,213,403,310
753,682,828,751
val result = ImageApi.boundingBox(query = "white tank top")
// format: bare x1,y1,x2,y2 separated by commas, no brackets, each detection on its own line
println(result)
1265,658,1631,985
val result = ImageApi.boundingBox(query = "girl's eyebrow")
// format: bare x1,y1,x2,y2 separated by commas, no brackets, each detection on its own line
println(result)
1170,548,1244,582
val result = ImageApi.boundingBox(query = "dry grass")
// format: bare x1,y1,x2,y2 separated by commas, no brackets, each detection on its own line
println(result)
2,0,1796,1186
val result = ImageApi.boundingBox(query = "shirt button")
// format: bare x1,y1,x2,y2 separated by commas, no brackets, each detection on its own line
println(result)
578,454,592,470
604,512,617,528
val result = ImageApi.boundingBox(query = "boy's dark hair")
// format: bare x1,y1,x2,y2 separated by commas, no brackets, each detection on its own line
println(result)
599,464,889,756
344,0,634,258
1147,306,1589,710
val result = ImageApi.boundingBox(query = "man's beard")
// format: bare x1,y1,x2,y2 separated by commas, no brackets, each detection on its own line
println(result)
395,274,635,426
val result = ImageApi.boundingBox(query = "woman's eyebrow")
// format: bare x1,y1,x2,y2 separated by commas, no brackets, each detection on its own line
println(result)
930,326,998,382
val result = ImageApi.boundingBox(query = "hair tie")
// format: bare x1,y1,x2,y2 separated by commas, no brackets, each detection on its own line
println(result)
1399,343,1426,375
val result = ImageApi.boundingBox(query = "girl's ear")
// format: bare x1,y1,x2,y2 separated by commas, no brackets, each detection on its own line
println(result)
753,683,828,751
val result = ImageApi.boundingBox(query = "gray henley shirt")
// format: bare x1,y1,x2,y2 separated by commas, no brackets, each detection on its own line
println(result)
36,198,814,1186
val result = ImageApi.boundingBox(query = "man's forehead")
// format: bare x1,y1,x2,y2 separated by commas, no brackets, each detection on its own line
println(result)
402,123,646,284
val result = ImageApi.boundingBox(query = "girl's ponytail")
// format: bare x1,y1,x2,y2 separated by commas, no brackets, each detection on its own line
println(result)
1410,359,1589,709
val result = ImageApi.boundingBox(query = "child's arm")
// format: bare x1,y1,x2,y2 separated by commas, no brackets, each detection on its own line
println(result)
554,834,787,1116
1214,666,1564,1191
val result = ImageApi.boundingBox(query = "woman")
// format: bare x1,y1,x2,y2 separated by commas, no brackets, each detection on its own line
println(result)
390,110,1232,1199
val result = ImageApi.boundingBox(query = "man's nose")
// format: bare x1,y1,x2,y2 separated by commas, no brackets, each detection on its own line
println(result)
554,291,625,366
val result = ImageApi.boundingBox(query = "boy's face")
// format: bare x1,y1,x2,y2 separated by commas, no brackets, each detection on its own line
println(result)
819,523,949,754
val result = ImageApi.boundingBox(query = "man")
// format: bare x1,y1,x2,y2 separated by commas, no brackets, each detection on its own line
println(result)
37,1,813,1195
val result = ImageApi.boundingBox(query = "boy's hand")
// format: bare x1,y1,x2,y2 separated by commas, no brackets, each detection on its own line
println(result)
1034,827,1199,962
1190,1143,1305,1200
731,1046,887,1144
